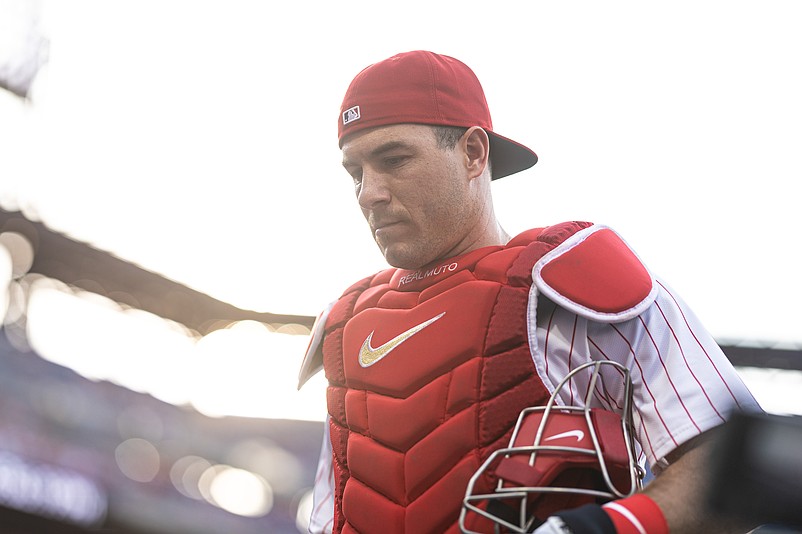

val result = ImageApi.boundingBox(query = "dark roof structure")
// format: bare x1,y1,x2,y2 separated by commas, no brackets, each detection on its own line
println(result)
0,207,314,335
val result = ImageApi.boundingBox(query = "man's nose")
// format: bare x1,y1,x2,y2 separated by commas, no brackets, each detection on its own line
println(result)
357,169,391,210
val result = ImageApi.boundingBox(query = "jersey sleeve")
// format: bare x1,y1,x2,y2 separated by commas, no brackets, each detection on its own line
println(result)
534,279,762,470
308,416,335,534
298,302,335,390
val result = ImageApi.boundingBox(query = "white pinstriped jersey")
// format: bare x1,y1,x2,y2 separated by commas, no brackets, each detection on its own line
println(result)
306,278,761,534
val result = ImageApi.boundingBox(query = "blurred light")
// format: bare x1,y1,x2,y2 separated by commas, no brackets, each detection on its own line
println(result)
3,274,44,353
169,455,211,500
225,439,304,497
0,244,10,321
0,450,107,526
197,464,224,503
106,289,141,310
295,489,314,533
204,465,273,518
0,231,34,277
114,438,160,483
22,281,328,421
26,278,198,405
3,279,26,323
190,320,324,421
271,322,311,336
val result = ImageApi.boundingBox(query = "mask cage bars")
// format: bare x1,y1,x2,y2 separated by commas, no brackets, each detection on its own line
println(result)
460,360,644,534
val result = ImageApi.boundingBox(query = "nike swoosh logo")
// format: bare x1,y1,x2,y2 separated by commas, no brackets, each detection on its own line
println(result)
359,312,446,367
543,429,585,442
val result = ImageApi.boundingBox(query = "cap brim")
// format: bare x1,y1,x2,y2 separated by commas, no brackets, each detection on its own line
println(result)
487,131,538,180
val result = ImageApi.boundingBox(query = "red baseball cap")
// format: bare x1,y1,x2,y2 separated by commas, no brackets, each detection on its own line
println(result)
338,50,538,180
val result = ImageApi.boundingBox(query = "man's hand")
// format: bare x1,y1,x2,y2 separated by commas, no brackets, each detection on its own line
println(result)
532,429,759,534
533,503,617,534
642,430,757,534
533,516,574,533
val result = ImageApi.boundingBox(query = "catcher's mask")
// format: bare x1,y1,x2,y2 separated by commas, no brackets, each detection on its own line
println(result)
460,361,644,533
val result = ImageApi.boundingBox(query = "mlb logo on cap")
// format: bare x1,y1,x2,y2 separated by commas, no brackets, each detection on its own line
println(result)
342,105,361,125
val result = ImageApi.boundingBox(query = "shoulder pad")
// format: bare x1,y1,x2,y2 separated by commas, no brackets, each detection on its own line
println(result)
297,302,334,389
533,225,657,323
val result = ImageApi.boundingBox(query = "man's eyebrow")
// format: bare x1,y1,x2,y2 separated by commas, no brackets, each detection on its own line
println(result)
342,140,413,167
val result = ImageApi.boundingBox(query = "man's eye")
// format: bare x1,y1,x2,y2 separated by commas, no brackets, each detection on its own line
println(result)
384,156,407,167
346,167,362,183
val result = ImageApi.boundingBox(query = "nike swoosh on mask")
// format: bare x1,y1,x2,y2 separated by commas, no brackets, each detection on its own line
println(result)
543,429,585,442
359,312,446,367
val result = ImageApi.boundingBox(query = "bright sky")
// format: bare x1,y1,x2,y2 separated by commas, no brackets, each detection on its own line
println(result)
2,1,801,420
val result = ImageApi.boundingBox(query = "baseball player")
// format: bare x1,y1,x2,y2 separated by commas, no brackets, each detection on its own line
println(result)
298,50,761,534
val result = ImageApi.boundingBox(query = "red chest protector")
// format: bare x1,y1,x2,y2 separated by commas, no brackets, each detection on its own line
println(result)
299,221,655,534
300,222,656,534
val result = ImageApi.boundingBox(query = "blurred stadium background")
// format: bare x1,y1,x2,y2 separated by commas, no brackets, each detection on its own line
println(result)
0,208,325,533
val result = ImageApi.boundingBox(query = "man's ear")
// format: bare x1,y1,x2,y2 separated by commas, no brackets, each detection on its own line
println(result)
462,126,491,180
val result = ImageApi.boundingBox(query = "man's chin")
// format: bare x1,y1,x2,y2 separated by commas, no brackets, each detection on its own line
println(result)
380,245,429,271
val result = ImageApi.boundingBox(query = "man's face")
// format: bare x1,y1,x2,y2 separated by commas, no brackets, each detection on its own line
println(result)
341,124,477,270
